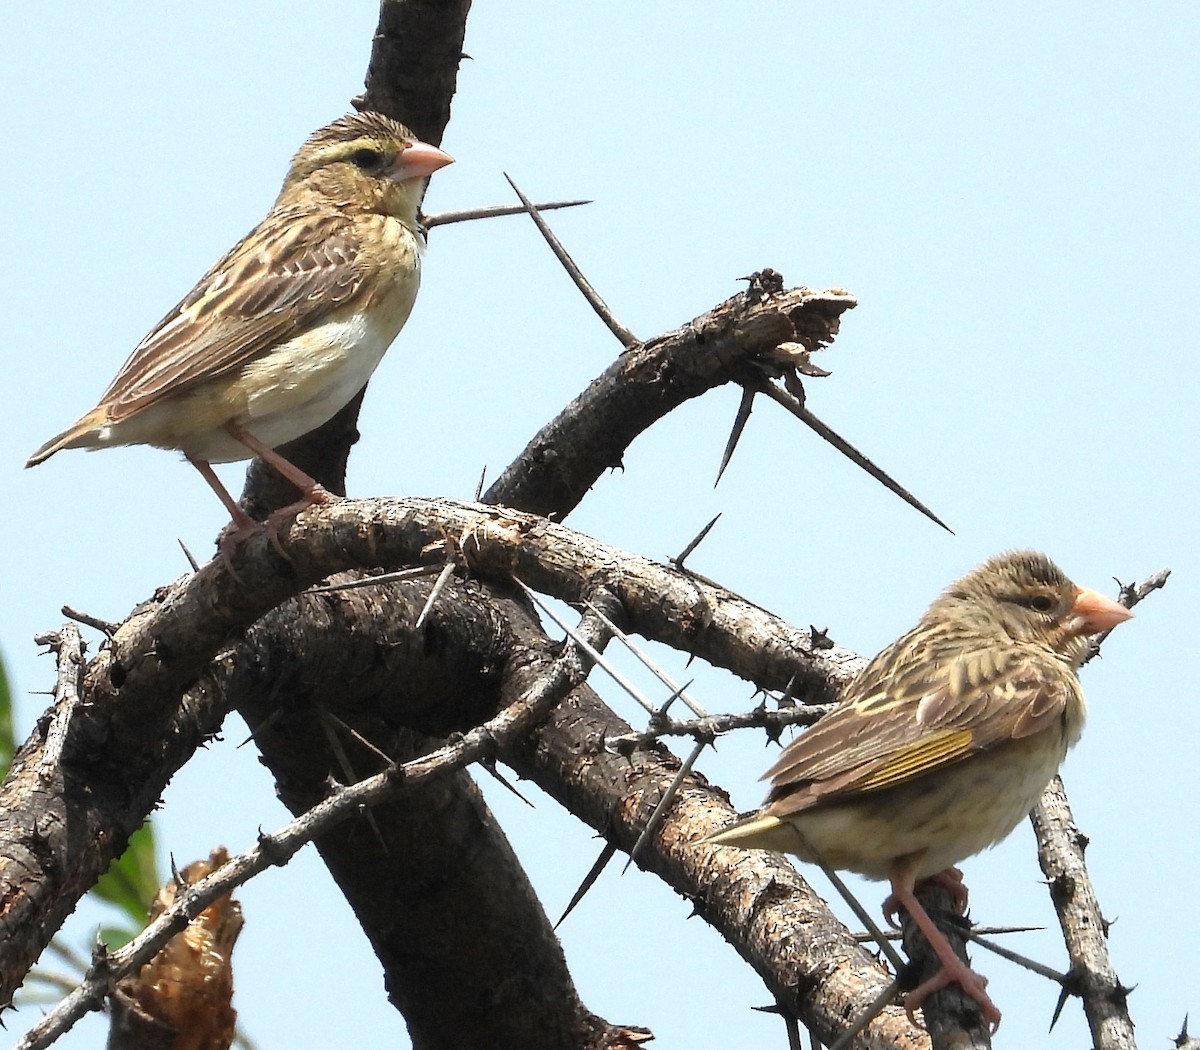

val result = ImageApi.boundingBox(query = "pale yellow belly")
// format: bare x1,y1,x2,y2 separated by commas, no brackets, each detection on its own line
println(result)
772,731,1071,881
93,277,418,462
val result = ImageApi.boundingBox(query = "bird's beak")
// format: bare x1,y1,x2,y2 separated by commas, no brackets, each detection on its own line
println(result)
1068,586,1134,635
392,140,454,181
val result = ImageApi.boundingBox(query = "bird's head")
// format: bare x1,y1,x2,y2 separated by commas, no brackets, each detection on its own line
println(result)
929,550,1133,664
277,112,453,223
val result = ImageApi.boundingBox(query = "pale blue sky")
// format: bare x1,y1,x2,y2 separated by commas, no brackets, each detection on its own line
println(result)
3,4,1196,1048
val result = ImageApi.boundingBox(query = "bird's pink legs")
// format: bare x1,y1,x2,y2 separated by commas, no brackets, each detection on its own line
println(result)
185,422,341,570
883,863,1001,1031
223,421,337,528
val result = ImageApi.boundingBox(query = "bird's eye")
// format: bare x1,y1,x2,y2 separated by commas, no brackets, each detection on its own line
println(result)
1028,594,1055,613
349,147,385,170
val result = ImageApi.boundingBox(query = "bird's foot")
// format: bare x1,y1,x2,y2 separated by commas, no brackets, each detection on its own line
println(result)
213,485,338,575
902,956,1001,1032
215,517,262,580
883,866,969,925
884,868,999,1031
923,867,969,914
263,484,339,558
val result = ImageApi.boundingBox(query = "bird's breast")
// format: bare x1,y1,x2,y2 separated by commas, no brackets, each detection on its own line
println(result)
182,247,420,462
782,728,1073,881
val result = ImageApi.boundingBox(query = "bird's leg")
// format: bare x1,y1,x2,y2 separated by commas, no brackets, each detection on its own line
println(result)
884,867,1001,1031
886,867,970,920
186,454,260,574
224,422,332,504
223,422,340,540
187,454,257,530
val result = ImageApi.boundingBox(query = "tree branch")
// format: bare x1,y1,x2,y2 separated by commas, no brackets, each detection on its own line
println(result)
484,283,855,517
1031,779,1137,1050
15,601,613,1050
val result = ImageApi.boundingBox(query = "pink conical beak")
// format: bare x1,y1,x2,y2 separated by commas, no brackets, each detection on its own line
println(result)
1069,586,1134,635
392,140,454,181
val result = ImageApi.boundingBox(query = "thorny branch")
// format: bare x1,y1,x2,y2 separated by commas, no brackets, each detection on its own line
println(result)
1027,567,1168,1050
10,527,1166,1049
15,605,613,1050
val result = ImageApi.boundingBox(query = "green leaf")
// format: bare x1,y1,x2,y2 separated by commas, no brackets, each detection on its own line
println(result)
93,822,160,926
97,924,141,952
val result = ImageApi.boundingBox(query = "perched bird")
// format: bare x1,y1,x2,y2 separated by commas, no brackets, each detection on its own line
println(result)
26,112,453,549
703,551,1133,1028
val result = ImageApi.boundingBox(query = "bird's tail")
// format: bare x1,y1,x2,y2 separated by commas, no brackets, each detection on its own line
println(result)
25,409,107,468
698,813,792,852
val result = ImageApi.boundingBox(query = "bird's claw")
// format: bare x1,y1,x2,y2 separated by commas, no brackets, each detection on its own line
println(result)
923,867,969,914
215,520,261,582
903,958,1001,1032
262,485,339,559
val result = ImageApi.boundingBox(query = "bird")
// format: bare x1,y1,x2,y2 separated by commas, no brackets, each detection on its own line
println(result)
701,550,1133,1028
26,111,453,552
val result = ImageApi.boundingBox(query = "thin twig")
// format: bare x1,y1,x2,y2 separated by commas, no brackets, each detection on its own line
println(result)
59,607,117,637
603,703,834,749
758,382,952,533
1030,565,1168,1049
1083,567,1170,664
1031,776,1138,1050
423,198,590,229
34,627,85,776
503,173,639,347
715,387,756,485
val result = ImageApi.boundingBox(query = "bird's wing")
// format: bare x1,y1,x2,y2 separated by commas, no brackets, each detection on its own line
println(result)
762,625,1080,815
98,208,372,420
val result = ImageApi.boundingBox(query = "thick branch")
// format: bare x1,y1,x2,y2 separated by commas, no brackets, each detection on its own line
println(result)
0,633,227,1008
178,566,926,1046
17,596,615,1050
6,257,859,1028
0,497,849,1013
8,491,1141,1048
498,608,926,1050
1032,777,1137,1050
192,562,920,1046
233,580,625,1049
484,285,855,517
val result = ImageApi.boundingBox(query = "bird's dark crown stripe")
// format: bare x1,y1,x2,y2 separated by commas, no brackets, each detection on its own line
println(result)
307,136,397,170
293,113,415,175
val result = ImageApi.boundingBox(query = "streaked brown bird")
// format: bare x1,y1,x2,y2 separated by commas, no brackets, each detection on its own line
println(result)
26,112,453,550
702,550,1132,1027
